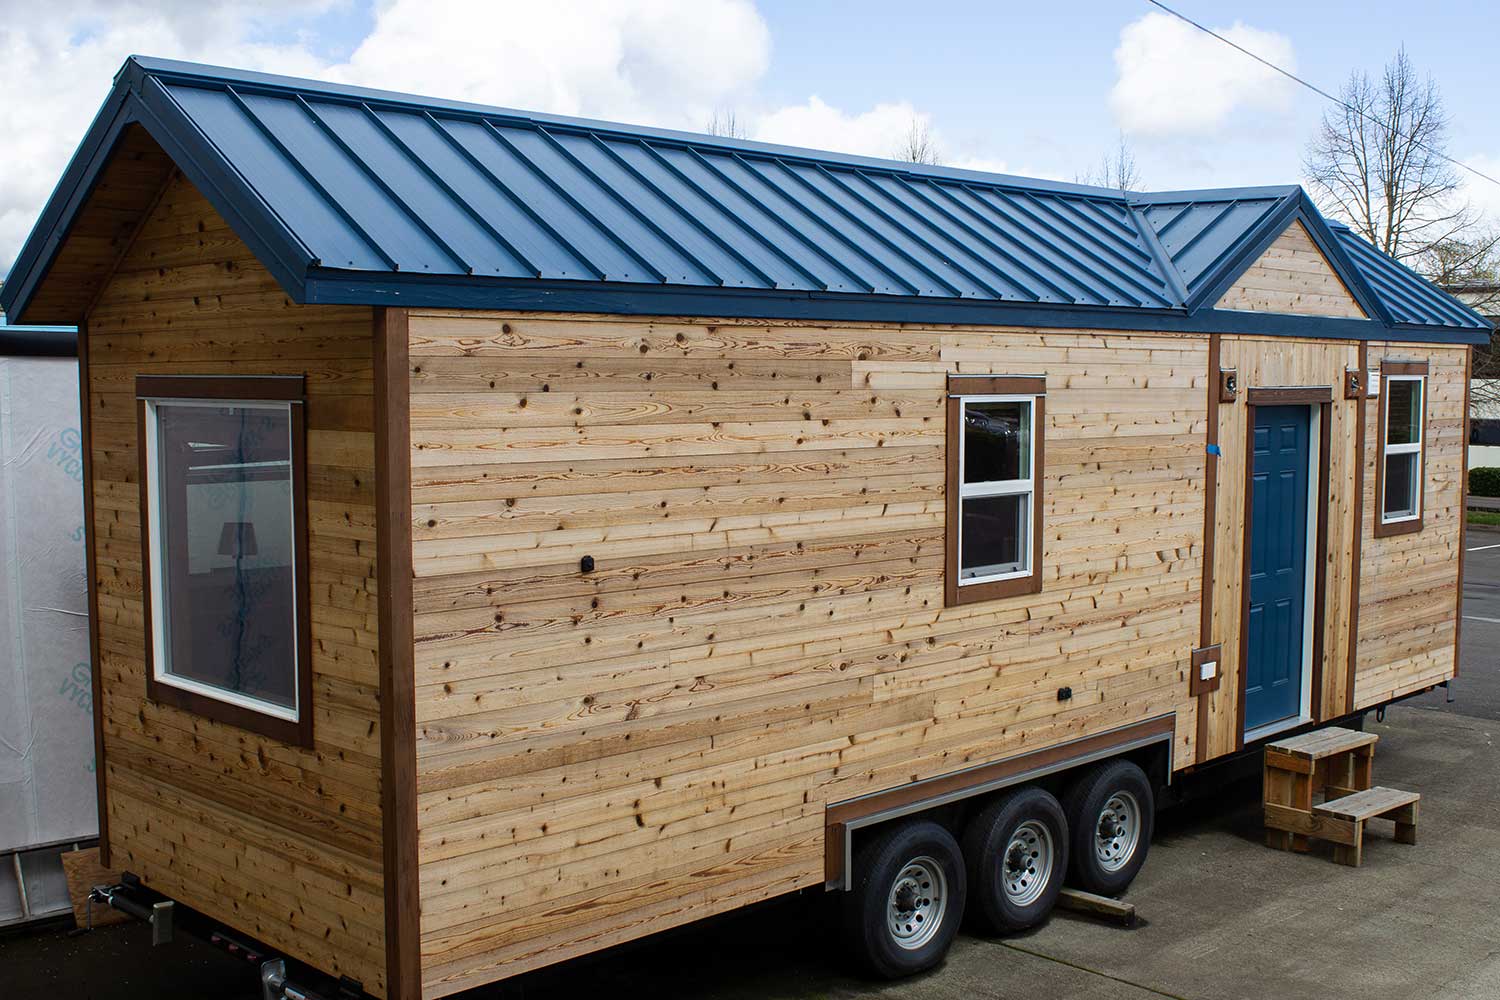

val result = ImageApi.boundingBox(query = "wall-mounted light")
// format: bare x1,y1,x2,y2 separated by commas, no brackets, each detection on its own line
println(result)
1218,368,1238,403
1344,368,1363,399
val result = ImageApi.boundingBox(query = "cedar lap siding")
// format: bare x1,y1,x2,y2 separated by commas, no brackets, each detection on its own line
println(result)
2,58,1485,1000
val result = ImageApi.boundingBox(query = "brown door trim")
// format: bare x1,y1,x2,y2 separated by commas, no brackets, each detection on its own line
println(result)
1346,343,1367,712
1246,385,1334,406
375,307,420,1000
1196,334,1221,764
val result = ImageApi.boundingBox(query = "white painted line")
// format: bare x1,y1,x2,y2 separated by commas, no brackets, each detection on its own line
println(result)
1466,543,1500,552
1462,615,1500,625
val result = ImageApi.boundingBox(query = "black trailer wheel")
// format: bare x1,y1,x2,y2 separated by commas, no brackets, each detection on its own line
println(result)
841,819,966,978
962,786,1068,934
1063,759,1154,895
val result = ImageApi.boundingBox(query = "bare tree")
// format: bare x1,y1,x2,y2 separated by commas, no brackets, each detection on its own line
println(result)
706,109,747,139
1305,48,1500,406
1075,134,1143,192
893,116,941,166
1304,48,1490,263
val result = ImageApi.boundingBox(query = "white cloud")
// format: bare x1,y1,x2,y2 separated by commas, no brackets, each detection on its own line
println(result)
1109,11,1296,138
330,0,768,127
754,96,927,161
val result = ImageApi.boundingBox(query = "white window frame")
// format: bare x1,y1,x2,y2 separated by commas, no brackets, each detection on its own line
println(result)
142,396,303,723
1380,373,1425,526
956,393,1036,586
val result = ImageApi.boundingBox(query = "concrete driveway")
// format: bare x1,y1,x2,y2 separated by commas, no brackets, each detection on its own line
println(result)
6,539,1499,1000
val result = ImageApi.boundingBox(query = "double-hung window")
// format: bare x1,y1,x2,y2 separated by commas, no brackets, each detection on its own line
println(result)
1375,361,1427,537
945,375,1045,605
137,374,313,745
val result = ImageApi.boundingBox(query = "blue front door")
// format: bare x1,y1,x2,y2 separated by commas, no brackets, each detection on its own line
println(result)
1245,405,1312,733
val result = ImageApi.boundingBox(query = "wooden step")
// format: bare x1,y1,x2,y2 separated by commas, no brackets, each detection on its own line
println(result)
1312,786,1420,866
1314,786,1420,823
1267,726,1378,762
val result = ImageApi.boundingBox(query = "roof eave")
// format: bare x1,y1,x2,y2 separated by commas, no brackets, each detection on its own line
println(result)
301,267,1491,344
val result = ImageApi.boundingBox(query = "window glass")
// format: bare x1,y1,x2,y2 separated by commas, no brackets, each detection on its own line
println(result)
960,493,1028,579
1383,451,1419,520
963,401,1029,484
152,401,298,712
1386,378,1422,446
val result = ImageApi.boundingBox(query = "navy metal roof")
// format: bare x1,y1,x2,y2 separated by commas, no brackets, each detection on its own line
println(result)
1,56,1489,343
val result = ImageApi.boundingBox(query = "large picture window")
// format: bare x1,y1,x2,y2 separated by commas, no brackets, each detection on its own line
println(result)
137,375,312,745
945,375,1045,606
1375,361,1427,538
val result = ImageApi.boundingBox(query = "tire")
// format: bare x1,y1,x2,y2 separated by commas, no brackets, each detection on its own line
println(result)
961,786,1069,934
841,819,967,978
1063,759,1154,895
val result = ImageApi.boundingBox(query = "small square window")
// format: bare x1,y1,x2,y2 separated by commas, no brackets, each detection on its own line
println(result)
946,376,1045,606
138,376,312,745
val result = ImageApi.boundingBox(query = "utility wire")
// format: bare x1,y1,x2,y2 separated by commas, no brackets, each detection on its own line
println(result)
1144,0,1500,189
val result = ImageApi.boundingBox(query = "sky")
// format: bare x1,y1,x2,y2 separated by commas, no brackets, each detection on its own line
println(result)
2,0,1498,276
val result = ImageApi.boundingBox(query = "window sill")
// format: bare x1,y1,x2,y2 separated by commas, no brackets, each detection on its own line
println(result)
1373,516,1423,538
947,570,1043,606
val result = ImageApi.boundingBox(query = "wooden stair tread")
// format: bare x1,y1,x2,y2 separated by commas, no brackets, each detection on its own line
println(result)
1267,726,1378,760
1313,786,1420,822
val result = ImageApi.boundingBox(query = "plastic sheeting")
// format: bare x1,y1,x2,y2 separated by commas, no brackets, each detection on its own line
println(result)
0,356,94,855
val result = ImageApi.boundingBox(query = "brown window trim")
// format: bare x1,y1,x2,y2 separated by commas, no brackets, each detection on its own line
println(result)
135,373,314,748
1373,359,1428,539
944,374,1045,607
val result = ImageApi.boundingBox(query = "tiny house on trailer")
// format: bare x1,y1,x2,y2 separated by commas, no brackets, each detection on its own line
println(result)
2,56,1487,1000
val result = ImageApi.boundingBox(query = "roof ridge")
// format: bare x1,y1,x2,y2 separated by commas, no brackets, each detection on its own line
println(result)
123,55,1228,204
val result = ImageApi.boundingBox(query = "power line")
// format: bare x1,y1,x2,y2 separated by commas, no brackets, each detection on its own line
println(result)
1143,0,1500,190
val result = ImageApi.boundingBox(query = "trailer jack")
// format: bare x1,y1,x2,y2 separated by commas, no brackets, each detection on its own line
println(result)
86,874,173,945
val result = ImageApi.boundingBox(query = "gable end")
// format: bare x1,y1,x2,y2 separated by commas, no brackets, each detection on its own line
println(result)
1214,220,1367,319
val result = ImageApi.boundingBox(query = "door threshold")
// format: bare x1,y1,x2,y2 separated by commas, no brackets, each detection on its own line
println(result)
1244,714,1311,744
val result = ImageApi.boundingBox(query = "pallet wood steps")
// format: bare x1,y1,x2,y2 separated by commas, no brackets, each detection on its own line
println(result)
1262,726,1420,866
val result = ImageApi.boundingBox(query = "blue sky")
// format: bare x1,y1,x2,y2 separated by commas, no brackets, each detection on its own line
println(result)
2,0,1497,272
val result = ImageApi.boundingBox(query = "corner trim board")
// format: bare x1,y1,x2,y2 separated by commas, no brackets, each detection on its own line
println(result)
375,306,420,1000
1457,346,1472,678
77,320,110,866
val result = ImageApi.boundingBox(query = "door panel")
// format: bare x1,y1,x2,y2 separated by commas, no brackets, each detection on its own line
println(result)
1245,405,1311,733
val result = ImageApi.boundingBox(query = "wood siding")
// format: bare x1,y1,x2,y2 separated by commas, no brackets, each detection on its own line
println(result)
83,173,387,994
1354,343,1465,708
407,312,1209,996
1215,221,1367,319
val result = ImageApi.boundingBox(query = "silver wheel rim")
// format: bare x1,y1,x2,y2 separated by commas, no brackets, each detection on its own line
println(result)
1095,791,1141,873
886,856,948,950
1002,820,1054,907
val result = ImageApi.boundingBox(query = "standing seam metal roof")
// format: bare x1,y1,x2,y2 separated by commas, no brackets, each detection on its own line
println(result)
0,56,1489,343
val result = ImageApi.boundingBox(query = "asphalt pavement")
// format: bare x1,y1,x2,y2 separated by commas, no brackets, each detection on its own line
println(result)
1409,524,1500,720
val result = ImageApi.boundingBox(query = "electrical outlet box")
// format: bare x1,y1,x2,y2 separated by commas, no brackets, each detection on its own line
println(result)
1367,369,1381,397
1190,644,1223,695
